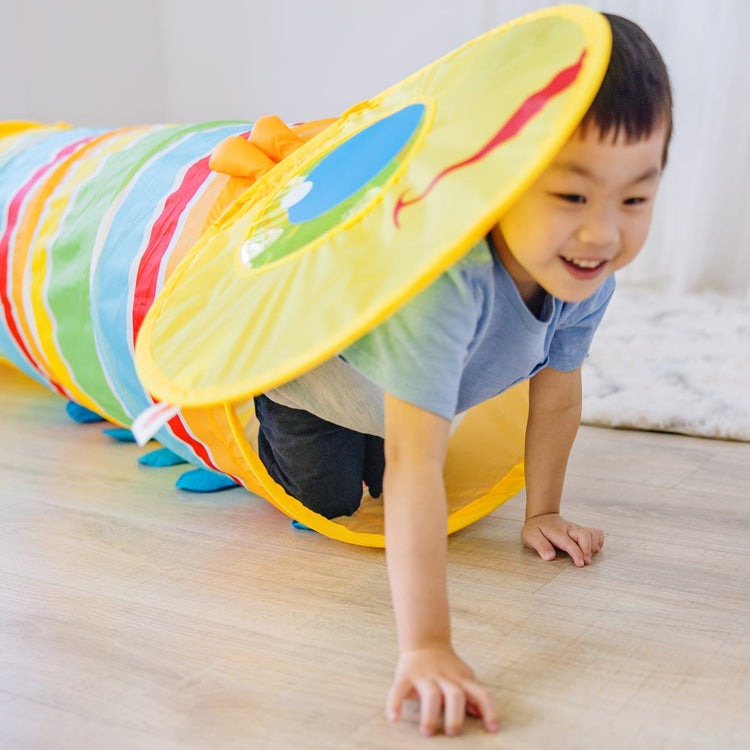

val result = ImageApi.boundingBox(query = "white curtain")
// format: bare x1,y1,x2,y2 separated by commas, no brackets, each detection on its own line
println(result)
3,0,748,297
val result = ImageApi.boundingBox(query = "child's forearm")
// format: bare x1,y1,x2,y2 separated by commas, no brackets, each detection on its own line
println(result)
381,394,500,733
524,367,582,519
521,367,604,567
384,460,451,650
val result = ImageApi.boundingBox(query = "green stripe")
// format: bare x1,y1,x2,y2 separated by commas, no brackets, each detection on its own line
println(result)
45,124,201,421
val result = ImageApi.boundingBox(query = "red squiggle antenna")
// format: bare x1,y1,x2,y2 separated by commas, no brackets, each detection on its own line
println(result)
393,50,587,228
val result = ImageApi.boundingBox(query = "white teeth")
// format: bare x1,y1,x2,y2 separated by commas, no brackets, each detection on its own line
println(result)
563,256,604,269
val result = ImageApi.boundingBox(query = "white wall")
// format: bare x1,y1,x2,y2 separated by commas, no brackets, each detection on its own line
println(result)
1,0,167,125
159,0,486,125
2,0,749,297
0,0,486,126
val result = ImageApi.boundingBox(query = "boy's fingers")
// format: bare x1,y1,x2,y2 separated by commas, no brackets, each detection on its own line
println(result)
466,702,482,718
569,526,604,560
569,528,593,562
462,681,501,732
438,680,466,736
526,528,557,561
415,679,442,736
546,530,585,567
583,527,603,553
386,679,413,722
596,530,605,551
527,521,604,567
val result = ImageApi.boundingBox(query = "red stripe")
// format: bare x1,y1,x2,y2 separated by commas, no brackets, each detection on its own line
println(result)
129,151,241,474
166,413,235,477
394,51,587,227
131,155,213,342
130,129,251,343
0,136,94,391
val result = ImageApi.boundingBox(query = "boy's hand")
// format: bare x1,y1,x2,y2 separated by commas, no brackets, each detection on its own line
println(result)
522,512,603,567
386,646,500,737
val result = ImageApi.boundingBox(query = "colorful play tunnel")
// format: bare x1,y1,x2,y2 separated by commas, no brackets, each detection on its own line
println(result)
0,6,610,546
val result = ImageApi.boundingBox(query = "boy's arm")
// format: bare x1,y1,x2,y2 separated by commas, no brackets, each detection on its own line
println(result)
383,393,499,737
522,366,604,566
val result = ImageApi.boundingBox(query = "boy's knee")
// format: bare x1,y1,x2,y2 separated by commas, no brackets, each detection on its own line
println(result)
256,424,364,518
253,394,368,519
290,472,364,519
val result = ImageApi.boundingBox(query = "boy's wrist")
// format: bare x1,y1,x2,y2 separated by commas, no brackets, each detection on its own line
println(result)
525,509,560,521
399,634,453,653
395,606,452,651
524,490,562,520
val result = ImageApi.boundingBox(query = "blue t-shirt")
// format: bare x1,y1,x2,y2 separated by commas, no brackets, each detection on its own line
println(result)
265,237,615,436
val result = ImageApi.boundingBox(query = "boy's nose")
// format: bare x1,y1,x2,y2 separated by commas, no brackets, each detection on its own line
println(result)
577,209,620,248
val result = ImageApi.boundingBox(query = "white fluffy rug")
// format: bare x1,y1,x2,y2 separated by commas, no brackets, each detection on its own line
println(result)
581,286,750,442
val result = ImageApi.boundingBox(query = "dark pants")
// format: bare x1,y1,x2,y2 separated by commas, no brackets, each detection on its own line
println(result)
254,394,385,519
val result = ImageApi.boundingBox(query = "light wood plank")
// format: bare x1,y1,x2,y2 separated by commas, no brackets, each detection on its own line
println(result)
1,364,749,748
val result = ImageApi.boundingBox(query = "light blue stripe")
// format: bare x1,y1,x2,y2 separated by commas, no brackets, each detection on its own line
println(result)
0,128,104,383
91,121,249,461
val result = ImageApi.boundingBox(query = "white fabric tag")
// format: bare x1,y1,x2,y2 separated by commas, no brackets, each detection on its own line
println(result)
132,402,180,447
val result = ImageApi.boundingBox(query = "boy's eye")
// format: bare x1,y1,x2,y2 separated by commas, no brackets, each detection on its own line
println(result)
554,193,586,204
623,196,648,206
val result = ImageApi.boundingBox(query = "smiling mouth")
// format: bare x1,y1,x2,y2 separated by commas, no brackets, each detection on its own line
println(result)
560,255,608,280
561,255,606,270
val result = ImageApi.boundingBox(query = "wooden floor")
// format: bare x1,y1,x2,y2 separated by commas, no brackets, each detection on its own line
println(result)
1,362,749,750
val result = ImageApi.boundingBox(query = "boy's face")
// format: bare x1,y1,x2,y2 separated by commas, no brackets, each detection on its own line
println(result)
491,123,668,304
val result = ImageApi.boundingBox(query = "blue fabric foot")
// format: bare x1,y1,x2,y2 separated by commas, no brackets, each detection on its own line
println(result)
175,468,239,493
102,427,137,443
66,401,105,424
138,447,187,467
291,520,314,531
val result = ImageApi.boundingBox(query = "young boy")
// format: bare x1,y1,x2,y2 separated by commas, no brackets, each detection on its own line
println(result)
254,13,672,737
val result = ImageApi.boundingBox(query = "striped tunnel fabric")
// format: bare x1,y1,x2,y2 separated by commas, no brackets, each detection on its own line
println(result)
0,117,530,548
0,121,252,472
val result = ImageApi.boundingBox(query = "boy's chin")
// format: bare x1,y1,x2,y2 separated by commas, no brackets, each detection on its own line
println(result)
548,279,610,303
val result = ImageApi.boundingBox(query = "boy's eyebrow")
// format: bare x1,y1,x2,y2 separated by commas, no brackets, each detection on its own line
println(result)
550,162,661,185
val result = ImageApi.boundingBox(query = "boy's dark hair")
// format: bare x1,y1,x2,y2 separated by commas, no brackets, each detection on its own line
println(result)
581,13,673,165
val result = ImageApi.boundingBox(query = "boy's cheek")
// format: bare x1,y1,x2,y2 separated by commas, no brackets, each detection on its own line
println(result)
631,221,656,260
617,242,647,271
619,213,656,267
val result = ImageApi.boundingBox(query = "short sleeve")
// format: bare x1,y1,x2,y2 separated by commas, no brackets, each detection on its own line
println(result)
342,243,493,419
547,276,616,371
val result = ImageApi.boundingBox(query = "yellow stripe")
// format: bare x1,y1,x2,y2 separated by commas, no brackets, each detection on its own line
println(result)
0,121,70,139
15,129,146,409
